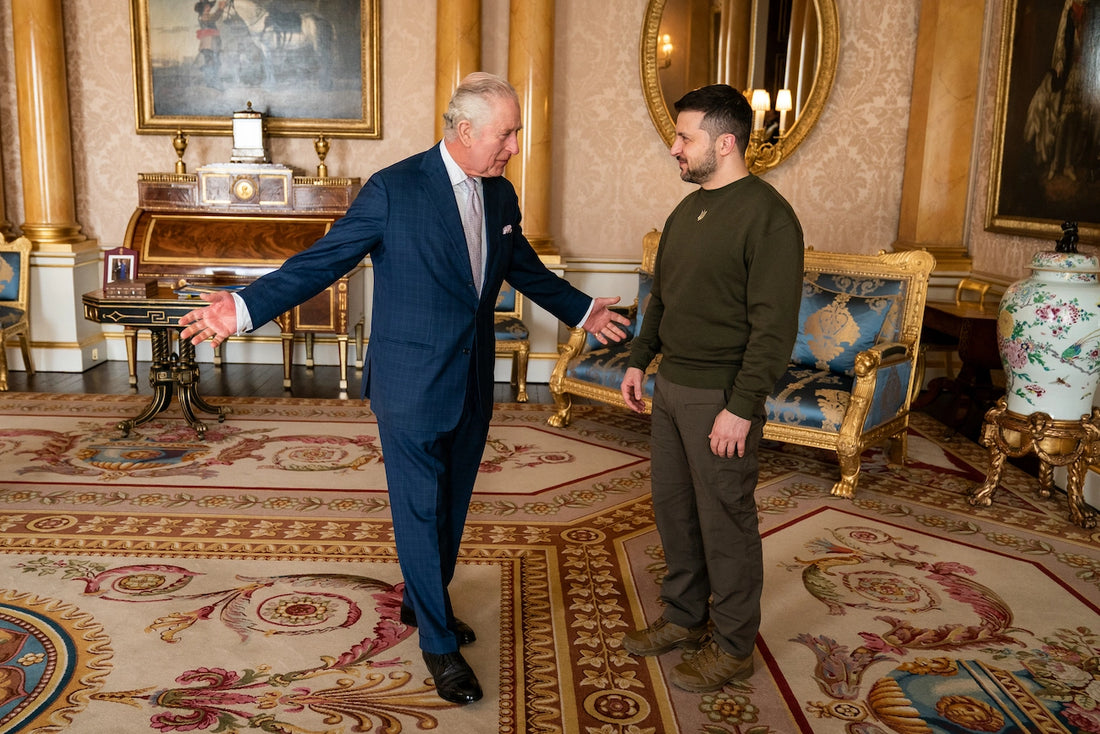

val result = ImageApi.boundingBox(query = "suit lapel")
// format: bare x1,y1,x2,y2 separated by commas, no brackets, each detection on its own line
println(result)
419,150,476,281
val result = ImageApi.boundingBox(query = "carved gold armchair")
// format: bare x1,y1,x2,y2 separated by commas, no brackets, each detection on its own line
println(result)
548,237,936,499
0,236,35,391
763,249,936,497
547,230,660,426
495,281,530,402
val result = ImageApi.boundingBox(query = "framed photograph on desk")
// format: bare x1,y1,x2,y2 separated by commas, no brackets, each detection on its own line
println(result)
103,247,139,289
129,0,380,138
986,0,1099,244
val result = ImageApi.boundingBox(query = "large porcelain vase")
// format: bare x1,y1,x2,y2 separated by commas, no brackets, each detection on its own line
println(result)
997,251,1100,420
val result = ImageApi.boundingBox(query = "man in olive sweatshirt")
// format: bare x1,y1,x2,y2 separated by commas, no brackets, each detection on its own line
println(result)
620,84,804,692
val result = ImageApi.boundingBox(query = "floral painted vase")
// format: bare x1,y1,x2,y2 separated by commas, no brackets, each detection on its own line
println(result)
997,250,1100,420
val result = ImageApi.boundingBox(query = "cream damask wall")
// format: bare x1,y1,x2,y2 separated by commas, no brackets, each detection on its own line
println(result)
0,0,1053,278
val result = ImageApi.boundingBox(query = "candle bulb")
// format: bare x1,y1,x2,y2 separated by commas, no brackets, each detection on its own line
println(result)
750,89,770,130
775,89,793,134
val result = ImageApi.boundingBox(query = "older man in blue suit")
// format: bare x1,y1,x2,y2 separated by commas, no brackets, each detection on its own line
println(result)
179,73,629,704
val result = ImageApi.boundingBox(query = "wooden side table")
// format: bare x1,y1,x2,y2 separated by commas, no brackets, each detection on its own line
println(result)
971,397,1099,529
83,288,230,437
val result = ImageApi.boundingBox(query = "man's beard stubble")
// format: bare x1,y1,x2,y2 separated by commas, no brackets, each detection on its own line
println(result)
679,146,718,185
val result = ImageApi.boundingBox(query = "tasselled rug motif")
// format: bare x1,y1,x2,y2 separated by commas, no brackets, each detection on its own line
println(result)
0,392,1097,733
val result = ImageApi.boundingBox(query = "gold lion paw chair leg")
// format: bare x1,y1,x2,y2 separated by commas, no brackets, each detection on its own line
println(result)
495,281,531,402
0,236,35,391
763,249,936,497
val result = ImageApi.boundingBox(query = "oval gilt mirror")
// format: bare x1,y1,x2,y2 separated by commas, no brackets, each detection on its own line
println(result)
640,0,839,175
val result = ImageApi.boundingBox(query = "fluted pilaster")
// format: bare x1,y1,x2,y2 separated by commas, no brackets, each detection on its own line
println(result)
435,0,481,141
894,0,983,271
0,138,12,240
507,0,555,256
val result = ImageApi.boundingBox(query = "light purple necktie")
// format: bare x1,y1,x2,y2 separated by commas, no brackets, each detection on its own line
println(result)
460,177,483,294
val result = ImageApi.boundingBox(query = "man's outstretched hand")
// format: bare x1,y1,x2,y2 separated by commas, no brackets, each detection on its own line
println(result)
178,290,238,347
582,296,631,345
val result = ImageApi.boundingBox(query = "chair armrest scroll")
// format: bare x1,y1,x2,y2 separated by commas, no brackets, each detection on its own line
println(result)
854,342,912,376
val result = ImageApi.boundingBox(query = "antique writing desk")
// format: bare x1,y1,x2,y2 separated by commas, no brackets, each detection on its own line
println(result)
121,165,364,393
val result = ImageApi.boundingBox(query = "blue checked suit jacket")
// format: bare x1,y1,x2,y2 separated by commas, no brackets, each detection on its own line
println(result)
239,145,590,430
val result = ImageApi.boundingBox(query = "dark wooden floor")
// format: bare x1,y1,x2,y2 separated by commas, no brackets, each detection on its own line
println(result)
2,360,555,404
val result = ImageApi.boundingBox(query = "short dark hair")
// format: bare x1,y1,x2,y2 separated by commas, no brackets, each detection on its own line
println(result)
673,84,752,155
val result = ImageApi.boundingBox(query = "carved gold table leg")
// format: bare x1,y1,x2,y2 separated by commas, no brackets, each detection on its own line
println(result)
972,398,1099,529
337,334,349,394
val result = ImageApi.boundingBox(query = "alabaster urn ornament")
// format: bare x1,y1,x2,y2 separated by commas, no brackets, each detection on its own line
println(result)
997,222,1100,420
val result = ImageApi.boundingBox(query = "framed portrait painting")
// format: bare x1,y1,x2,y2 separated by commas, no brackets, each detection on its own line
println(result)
986,0,1099,244
129,0,380,138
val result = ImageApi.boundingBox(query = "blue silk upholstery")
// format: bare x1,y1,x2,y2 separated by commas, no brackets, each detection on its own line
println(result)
494,315,528,341
569,344,655,398
567,270,656,398
791,274,905,376
865,361,910,428
766,361,911,432
583,270,650,351
495,282,517,312
0,306,22,329
0,253,20,301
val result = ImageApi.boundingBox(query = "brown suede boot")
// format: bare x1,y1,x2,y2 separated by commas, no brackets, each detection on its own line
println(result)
621,616,708,656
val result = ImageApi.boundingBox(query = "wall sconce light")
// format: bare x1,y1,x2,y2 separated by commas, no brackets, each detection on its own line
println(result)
659,34,673,69
775,89,792,134
750,89,771,130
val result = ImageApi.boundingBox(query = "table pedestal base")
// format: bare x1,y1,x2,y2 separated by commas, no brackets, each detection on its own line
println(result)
972,398,1098,529
118,329,230,438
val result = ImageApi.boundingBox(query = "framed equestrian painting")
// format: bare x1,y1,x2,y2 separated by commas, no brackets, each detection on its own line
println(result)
129,0,380,138
986,0,1099,244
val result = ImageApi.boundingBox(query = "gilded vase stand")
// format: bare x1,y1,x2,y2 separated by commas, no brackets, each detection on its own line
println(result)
972,398,1099,529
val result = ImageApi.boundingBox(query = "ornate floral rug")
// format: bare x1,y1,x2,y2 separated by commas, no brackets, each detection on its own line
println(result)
0,393,1097,733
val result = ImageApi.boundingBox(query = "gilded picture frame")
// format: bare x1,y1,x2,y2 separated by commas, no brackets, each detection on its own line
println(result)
986,0,1098,244
129,0,380,138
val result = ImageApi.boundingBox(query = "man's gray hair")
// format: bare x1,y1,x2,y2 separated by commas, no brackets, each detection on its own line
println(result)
442,72,519,140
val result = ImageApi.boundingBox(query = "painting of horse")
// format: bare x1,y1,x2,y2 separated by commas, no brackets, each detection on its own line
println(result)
131,0,379,137
225,0,336,87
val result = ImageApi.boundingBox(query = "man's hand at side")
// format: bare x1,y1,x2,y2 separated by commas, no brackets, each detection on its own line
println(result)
709,409,750,458
621,366,648,413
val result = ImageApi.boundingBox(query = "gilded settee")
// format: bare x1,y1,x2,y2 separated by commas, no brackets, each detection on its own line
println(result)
547,238,936,499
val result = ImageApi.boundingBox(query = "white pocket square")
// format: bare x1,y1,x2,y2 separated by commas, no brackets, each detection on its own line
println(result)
502,224,513,234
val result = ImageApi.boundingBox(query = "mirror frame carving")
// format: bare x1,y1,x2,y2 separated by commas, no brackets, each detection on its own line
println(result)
640,0,839,174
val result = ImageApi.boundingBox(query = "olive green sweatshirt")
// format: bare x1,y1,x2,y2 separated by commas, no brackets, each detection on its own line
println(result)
629,174,804,419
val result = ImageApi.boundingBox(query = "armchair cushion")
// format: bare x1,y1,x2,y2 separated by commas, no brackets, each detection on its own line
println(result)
791,281,899,376
767,367,853,432
494,316,529,341
568,345,655,398
0,306,24,329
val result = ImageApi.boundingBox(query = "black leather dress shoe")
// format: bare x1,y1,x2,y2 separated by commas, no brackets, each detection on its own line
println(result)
401,602,477,646
422,650,483,704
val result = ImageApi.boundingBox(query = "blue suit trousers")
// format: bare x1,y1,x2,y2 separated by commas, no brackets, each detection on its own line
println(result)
377,372,491,654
